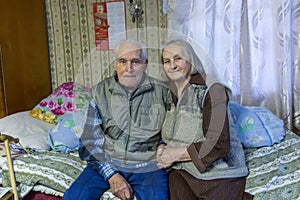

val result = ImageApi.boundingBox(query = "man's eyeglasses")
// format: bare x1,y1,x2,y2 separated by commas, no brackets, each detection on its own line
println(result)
116,58,144,67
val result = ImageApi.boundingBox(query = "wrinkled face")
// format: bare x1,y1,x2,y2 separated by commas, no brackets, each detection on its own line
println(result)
162,44,191,82
114,42,147,92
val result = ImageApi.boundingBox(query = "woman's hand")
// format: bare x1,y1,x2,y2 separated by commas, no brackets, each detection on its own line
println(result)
156,144,166,157
156,144,172,168
156,145,190,169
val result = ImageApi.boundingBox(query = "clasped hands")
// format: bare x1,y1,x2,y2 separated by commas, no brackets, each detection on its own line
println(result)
156,145,188,169
107,145,188,200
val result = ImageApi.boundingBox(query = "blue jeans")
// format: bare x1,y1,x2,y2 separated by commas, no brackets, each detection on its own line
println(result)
63,163,169,200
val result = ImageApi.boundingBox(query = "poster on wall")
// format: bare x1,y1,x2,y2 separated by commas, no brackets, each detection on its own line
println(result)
93,1,126,51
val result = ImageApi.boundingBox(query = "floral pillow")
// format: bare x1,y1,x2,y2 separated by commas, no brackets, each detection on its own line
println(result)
30,82,91,124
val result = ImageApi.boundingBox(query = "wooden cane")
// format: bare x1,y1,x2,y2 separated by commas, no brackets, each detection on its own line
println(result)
0,134,19,200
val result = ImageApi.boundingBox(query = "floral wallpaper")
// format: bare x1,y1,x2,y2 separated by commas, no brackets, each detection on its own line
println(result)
45,0,168,89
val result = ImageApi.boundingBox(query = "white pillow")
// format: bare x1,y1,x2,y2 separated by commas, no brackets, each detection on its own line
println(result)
0,111,55,150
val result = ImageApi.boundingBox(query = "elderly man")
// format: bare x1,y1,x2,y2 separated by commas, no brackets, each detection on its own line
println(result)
63,39,170,200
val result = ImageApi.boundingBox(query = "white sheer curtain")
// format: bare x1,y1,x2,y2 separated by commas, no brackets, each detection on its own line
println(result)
164,0,300,130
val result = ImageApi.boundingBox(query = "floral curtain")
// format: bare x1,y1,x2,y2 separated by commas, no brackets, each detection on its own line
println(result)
164,0,300,130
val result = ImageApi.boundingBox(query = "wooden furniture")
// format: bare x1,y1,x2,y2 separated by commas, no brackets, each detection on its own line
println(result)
0,54,6,118
0,0,51,118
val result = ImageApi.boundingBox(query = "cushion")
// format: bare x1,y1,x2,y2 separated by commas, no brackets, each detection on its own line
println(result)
29,82,91,125
37,82,91,153
0,111,54,150
48,112,87,153
228,101,286,147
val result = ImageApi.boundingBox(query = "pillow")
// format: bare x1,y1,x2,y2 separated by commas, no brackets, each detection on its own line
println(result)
228,101,286,147
29,82,91,124
44,83,91,153
48,112,87,153
0,111,55,150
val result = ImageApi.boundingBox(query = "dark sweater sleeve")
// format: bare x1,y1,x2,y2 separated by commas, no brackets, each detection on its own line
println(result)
187,83,230,173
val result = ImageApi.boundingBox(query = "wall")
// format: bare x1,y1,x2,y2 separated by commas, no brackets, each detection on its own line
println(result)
45,0,168,89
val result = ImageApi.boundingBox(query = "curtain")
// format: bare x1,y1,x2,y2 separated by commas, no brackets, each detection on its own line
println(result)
164,0,300,130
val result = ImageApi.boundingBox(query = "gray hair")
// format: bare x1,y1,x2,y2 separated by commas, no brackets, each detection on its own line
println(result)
161,39,204,75
114,39,147,62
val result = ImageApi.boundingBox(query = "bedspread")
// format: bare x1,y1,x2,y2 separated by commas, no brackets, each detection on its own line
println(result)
1,130,299,200
244,130,300,199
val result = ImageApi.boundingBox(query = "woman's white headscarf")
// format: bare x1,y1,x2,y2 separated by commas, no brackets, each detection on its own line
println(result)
161,36,224,87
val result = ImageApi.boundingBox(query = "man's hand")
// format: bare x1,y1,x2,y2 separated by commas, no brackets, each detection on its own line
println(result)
108,173,133,200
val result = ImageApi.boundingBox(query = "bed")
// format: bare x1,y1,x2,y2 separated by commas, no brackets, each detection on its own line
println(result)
0,82,299,200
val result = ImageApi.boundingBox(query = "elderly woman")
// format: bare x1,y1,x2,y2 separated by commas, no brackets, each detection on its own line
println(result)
157,39,249,200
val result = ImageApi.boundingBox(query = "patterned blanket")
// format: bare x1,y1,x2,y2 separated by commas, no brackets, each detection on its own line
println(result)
1,130,299,200
244,130,300,199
